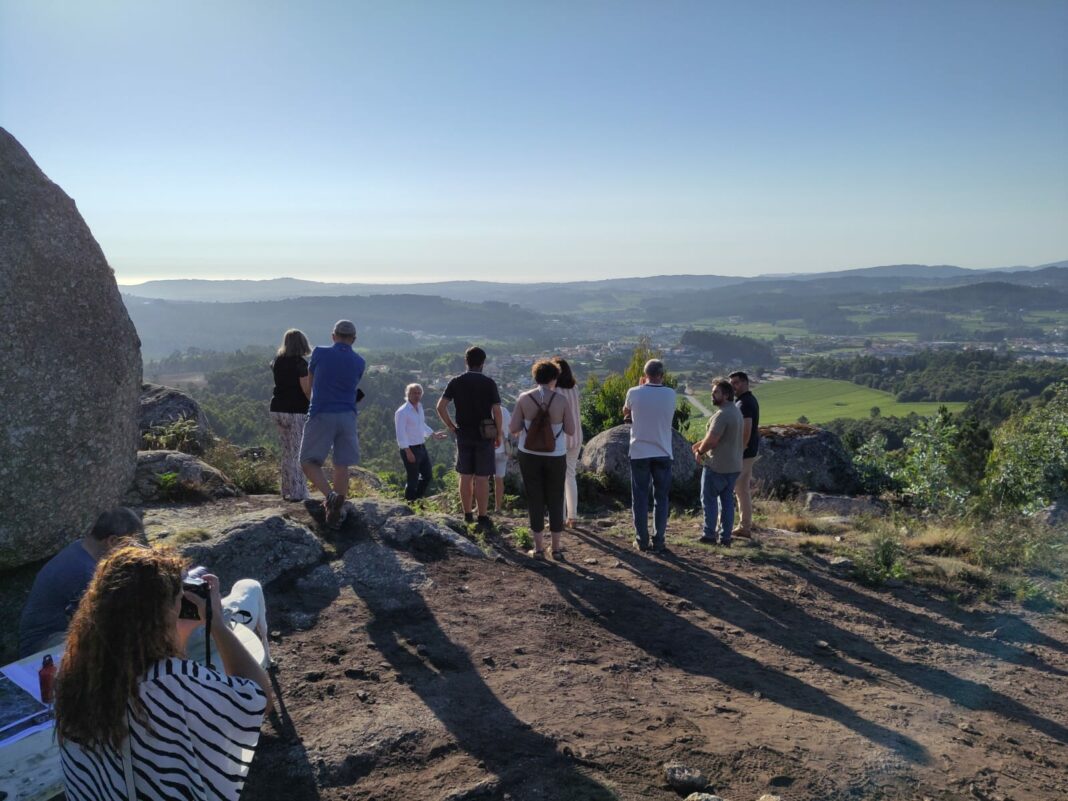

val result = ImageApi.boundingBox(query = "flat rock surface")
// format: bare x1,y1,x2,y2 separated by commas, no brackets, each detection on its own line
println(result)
242,510,1068,801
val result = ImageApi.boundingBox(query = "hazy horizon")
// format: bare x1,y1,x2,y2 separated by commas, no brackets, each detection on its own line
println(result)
3,1,1066,284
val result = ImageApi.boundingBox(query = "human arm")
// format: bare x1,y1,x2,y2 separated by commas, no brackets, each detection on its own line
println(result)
560,395,576,436
692,413,723,458
395,407,415,462
492,403,503,448
742,417,752,445
508,396,524,436
436,394,456,433
299,375,312,399
183,575,274,712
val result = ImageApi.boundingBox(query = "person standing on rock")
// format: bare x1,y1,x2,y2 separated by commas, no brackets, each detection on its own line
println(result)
300,319,366,526
436,346,503,530
693,378,744,546
622,359,676,553
729,370,760,538
17,507,145,657
270,328,312,501
395,382,448,502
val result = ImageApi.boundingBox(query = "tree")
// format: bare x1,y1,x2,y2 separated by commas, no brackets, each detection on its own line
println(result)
870,406,881,418
581,338,689,438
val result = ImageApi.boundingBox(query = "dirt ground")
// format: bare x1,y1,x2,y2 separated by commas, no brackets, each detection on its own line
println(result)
243,508,1068,801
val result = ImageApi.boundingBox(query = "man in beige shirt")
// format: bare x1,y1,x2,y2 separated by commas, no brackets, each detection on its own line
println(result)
691,377,744,546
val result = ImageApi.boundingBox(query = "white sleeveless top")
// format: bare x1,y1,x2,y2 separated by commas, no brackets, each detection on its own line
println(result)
516,388,567,457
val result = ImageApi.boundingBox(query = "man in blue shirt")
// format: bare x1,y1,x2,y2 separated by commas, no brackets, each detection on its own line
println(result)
300,319,366,526
18,507,144,656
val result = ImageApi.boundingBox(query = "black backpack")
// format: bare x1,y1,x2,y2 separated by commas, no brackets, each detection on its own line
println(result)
524,392,559,453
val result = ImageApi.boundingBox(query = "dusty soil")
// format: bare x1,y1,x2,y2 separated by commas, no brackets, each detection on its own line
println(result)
242,508,1068,801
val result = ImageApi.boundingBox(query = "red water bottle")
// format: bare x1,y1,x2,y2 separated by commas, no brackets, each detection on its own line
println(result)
38,654,56,704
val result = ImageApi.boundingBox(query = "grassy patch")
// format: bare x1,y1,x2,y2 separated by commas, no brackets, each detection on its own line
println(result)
171,528,211,544
756,378,966,425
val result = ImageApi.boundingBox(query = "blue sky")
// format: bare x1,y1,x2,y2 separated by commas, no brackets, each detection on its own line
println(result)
2,0,1066,284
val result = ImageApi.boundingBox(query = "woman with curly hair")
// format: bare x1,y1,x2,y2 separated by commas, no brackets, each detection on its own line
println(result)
54,545,271,801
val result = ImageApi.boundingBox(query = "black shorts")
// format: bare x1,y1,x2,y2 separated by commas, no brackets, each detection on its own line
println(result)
456,437,496,477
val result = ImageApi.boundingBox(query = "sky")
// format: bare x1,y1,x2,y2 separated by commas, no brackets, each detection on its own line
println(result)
1,0,1066,285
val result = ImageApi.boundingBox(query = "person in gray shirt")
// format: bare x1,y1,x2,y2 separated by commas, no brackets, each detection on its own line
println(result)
692,377,744,546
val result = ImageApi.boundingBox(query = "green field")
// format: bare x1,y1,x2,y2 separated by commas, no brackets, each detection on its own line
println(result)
751,378,965,424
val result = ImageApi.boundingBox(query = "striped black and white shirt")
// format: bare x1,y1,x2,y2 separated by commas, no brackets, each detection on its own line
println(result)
60,657,267,801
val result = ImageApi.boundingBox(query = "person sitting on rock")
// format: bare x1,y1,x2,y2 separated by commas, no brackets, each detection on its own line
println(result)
17,507,145,657
300,319,366,526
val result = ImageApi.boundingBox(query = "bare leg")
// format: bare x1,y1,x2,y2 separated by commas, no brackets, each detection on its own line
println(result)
550,530,562,552
532,530,546,554
302,462,333,498
333,464,349,500
459,473,474,514
494,476,505,511
472,476,490,517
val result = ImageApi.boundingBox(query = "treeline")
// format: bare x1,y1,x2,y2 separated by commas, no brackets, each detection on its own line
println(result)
802,350,1068,411
679,330,779,367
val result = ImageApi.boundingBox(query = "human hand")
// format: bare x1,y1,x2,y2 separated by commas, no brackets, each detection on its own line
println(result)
494,435,502,449
406,448,416,463
433,430,447,440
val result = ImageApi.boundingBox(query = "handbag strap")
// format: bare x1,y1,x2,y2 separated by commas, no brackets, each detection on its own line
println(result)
122,710,137,800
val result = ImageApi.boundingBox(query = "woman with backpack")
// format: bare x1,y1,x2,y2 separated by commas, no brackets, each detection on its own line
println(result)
509,359,576,560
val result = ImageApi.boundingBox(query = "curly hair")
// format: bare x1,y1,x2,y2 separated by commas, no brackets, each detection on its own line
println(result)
54,545,186,751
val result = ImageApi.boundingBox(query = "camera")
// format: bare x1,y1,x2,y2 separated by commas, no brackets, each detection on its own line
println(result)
179,575,210,620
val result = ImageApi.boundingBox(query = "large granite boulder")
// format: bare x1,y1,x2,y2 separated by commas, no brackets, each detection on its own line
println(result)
755,424,860,497
125,450,239,504
0,128,141,569
580,425,698,493
804,492,887,517
139,383,211,453
180,510,324,590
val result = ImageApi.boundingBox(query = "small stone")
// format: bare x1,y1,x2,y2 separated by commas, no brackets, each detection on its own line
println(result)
816,640,832,650
829,556,854,570
757,795,784,801
683,794,724,801
356,690,369,702
753,690,763,700
663,763,707,793
584,558,599,565
482,656,496,667
416,644,429,656
514,647,526,655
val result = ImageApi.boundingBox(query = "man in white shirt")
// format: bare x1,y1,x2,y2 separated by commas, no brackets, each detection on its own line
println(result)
622,359,677,553
395,383,446,501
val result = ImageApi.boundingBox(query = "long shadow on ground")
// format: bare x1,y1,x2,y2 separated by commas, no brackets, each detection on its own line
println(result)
577,530,1068,748
345,544,618,801
504,532,930,765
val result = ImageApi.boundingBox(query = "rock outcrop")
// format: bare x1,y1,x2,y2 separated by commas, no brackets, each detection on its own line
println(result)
126,450,239,504
139,383,211,453
180,509,325,590
580,425,698,492
754,424,860,497
0,128,141,569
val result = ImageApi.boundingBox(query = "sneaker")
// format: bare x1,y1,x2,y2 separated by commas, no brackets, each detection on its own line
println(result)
719,538,733,548
324,492,345,526
652,543,670,555
476,515,494,533
697,536,718,545
464,512,475,524
732,527,753,539
632,539,650,552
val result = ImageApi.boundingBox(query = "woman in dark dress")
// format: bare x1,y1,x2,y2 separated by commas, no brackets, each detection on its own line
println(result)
270,329,311,500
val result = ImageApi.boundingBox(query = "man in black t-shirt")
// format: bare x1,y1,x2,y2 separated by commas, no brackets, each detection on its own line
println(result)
436,347,503,529
729,371,761,538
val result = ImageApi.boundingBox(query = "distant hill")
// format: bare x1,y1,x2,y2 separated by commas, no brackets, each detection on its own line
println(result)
118,262,1066,306
679,330,780,367
122,294,552,360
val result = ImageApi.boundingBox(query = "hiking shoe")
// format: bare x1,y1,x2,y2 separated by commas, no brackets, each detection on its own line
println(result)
325,492,345,527
464,512,475,524
697,536,718,545
732,527,753,539
719,538,733,548
476,515,494,533
632,538,650,552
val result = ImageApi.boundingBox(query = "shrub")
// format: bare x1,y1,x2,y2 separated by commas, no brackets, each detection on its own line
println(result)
142,418,202,454
512,527,534,550
854,528,908,586
202,442,278,494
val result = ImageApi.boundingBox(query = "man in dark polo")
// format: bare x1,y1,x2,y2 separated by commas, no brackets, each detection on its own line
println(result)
729,370,760,538
300,319,366,526
436,346,503,530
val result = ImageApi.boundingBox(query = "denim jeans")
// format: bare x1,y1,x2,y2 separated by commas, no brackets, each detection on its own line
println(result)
701,468,740,543
630,457,672,548
400,443,433,501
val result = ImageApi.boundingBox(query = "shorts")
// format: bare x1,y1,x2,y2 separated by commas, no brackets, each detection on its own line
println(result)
300,412,360,466
494,451,508,478
456,437,495,477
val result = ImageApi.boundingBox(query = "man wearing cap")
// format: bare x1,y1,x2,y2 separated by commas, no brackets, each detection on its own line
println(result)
300,320,366,526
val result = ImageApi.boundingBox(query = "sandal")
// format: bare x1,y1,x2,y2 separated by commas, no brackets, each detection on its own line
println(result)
527,548,546,561
551,549,566,561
